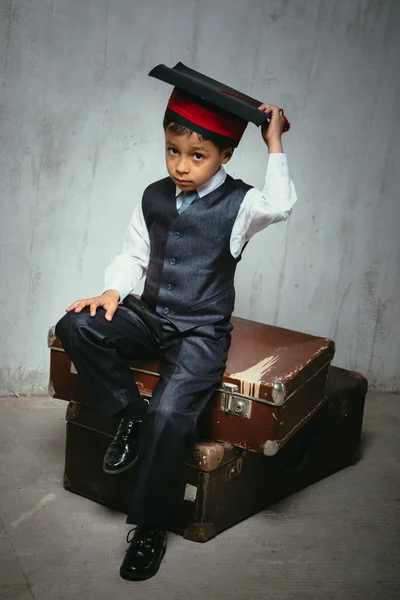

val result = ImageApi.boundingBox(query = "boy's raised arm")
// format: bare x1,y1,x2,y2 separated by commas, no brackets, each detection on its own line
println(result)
230,104,297,258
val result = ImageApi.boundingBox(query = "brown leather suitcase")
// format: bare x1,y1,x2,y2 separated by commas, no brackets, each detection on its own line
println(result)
63,366,366,542
49,316,335,455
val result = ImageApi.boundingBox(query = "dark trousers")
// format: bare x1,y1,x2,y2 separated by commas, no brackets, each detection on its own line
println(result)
55,295,232,527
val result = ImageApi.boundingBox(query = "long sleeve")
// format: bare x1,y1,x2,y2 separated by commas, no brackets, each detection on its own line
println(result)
103,201,150,301
230,153,297,258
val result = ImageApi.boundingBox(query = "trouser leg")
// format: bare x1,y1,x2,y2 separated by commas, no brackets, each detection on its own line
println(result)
127,320,232,527
55,299,160,420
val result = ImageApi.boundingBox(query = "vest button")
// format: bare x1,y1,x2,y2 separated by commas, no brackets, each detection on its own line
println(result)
169,257,176,265
163,307,170,315
173,232,181,239
165,283,172,291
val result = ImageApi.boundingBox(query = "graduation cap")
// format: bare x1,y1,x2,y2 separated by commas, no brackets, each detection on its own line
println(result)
148,62,290,148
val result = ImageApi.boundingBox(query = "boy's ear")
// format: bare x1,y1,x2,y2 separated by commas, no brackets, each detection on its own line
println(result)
222,147,234,164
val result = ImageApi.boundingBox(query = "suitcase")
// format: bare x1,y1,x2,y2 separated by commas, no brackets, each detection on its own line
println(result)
63,366,366,542
49,315,335,455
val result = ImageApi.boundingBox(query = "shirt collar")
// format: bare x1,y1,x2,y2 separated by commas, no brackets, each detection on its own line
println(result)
175,166,227,198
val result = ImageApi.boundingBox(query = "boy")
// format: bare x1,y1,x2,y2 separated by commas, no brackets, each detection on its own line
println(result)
55,63,297,581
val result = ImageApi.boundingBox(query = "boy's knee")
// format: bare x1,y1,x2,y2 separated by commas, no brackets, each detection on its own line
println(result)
55,309,91,347
149,402,197,440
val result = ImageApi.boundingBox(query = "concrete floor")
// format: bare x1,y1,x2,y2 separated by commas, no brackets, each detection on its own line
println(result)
0,392,399,600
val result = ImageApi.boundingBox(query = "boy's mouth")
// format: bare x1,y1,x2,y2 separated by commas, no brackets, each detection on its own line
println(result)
175,178,191,184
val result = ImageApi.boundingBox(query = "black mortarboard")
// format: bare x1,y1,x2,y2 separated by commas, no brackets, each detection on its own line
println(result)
149,62,290,147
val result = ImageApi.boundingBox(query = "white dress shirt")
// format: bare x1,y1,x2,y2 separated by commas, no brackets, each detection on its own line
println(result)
104,153,297,301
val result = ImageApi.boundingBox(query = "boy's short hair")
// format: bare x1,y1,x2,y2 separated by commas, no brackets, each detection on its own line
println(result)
163,108,231,153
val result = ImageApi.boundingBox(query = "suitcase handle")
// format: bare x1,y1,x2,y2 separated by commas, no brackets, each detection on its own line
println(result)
277,423,318,474
279,448,309,474
277,406,323,474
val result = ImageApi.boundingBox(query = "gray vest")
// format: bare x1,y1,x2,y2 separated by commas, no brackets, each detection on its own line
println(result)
141,175,252,331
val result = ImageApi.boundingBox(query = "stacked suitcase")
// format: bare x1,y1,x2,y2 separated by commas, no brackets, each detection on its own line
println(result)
48,315,367,542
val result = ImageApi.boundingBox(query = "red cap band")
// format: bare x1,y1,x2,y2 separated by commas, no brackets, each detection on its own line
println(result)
167,88,248,141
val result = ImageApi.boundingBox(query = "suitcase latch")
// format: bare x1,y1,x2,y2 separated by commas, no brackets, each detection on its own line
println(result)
224,457,243,482
47,326,56,348
70,361,78,375
220,383,252,419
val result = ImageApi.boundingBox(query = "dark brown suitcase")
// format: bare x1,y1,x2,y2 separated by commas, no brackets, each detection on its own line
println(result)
49,316,335,455
63,366,366,542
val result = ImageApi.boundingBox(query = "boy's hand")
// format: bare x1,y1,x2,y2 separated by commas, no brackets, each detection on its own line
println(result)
258,104,287,153
65,289,120,321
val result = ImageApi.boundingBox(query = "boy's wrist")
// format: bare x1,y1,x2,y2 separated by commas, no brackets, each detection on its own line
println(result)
266,138,283,153
103,289,121,302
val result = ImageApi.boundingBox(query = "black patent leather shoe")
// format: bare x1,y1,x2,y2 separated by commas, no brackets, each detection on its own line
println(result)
120,526,167,581
103,418,140,474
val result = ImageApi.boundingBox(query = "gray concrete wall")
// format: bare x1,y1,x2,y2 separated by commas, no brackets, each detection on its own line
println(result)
1,0,399,394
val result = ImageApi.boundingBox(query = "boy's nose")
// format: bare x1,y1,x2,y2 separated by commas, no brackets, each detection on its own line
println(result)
176,159,190,174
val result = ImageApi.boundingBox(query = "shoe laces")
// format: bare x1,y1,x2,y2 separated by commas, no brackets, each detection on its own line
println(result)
116,418,137,443
126,527,156,553
126,526,138,544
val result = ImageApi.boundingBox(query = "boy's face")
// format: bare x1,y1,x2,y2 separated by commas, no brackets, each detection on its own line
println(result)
165,125,233,191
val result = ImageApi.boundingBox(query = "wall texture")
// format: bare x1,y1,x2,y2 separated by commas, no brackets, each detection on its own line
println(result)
1,0,399,394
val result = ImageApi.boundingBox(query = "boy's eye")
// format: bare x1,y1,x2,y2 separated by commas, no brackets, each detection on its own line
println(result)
194,153,203,160
168,147,178,155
